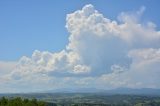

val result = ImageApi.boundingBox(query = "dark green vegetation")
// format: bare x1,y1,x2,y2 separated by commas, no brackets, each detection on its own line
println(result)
1,93,160,106
0,97,46,106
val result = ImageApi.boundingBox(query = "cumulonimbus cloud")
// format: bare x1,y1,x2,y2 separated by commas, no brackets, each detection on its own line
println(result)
0,4,160,92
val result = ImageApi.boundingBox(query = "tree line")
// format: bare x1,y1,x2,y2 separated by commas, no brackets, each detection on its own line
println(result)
0,97,46,106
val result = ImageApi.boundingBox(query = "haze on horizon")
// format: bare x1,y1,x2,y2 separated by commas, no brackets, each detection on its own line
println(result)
0,0,160,93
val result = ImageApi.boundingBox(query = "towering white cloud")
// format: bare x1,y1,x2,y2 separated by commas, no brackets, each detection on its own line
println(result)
0,4,160,92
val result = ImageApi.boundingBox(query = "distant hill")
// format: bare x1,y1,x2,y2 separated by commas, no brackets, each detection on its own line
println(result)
45,88,160,96
45,87,102,93
0,88,160,96
105,88,160,96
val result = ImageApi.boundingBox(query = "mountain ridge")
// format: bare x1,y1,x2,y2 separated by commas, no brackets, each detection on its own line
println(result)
43,88,160,95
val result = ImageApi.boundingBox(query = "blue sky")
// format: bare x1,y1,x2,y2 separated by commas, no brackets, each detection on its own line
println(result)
0,0,160,61
0,0,160,92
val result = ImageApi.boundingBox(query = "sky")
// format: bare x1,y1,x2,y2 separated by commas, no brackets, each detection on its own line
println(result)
0,0,160,93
